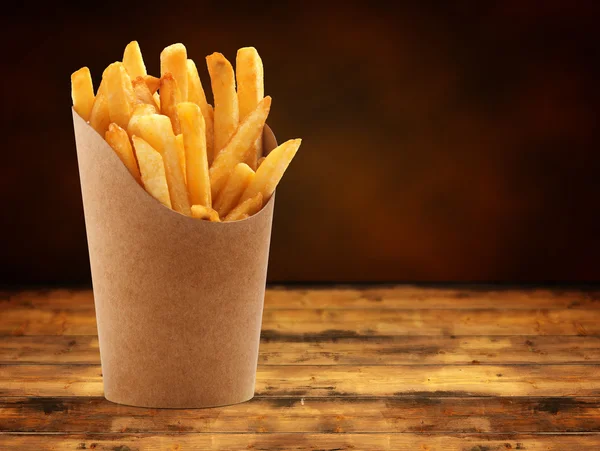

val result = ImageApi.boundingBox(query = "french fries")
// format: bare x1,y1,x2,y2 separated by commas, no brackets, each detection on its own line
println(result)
132,77,158,109
71,42,299,222
236,47,264,169
103,62,135,129
175,133,186,184
133,114,191,215
144,75,161,94
132,136,172,208
206,52,238,155
187,59,215,165
123,41,147,79
209,96,271,198
225,193,263,222
105,123,142,185
191,205,220,222
161,44,188,101
160,73,182,134
177,102,211,207
240,138,301,203
214,163,254,217
88,82,111,135
71,67,95,121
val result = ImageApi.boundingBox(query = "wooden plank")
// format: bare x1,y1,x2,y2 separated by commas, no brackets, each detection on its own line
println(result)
265,286,600,309
1,396,599,433
2,335,600,365
3,287,599,310
1,364,599,397
2,307,599,336
1,433,599,450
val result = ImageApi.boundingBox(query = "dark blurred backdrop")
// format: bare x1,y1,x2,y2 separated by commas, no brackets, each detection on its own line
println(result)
2,1,599,285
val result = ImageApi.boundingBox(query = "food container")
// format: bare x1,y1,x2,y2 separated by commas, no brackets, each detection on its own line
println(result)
72,109,276,408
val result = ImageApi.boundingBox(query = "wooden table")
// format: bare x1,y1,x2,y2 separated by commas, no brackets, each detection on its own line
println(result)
1,286,599,450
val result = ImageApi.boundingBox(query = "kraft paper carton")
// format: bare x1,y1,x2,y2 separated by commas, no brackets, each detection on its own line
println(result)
72,109,276,408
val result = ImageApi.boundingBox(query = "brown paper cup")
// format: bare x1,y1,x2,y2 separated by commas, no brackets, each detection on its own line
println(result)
72,109,276,408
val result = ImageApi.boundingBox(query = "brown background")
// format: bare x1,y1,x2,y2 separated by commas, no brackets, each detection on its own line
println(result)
2,1,599,285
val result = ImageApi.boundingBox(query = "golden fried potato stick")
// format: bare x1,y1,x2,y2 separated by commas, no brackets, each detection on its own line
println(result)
214,163,254,217
239,138,301,203
206,52,239,155
191,205,221,222
236,47,264,169
130,103,157,118
88,81,111,135
160,43,188,100
225,192,263,221
187,59,214,165
103,62,135,129
105,123,142,185
132,77,158,109
159,73,182,134
153,92,161,108
132,114,191,215
177,102,211,207
123,41,147,79
132,136,172,209
144,75,160,93
71,67,95,121
257,156,265,167
175,133,186,184
209,96,271,198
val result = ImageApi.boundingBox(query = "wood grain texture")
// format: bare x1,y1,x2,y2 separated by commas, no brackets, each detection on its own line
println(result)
2,364,599,397
2,396,599,433
4,287,600,309
1,433,599,450
1,286,599,447
1,335,600,365
2,307,599,336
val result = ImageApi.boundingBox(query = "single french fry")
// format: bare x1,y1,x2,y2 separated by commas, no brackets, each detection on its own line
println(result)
105,123,142,184
153,92,161,108
103,62,135,129
132,114,190,215
206,52,239,155
239,138,301,203
131,103,157,118
132,77,158,109
159,73,182,134
71,67,95,121
187,58,214,165
126,105,158,141
225,192,263,221
177,102,211,207
132,136,172,208
209,96,271,197
175,133,186,184
144,75,160,93
257,156,266,167
127,111,162,146
123,41,147,79
191,205,220,222
207,104,215,165
213,163,254,217
161,43,188,100
236,47,264,169
88,81,111,135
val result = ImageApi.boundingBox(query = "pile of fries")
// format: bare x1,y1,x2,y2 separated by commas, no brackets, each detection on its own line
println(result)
71,42,301,221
